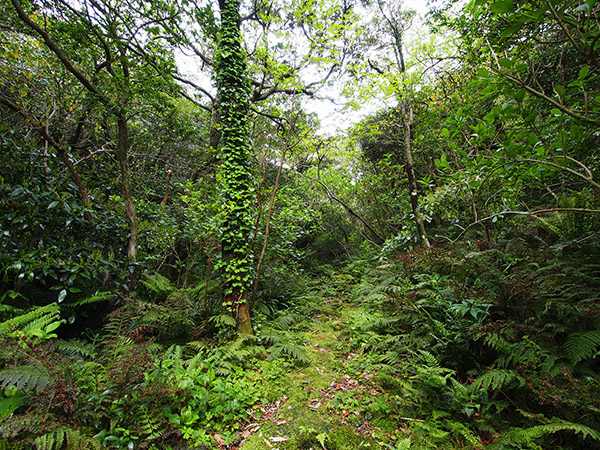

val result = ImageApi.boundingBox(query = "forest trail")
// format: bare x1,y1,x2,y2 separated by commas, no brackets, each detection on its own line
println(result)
239,297,390,450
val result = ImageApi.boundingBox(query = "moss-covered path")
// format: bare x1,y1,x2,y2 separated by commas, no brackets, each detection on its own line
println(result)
238,298,393,450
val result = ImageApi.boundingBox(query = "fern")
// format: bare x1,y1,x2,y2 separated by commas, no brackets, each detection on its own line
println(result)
140,273,175,299
444,419,478,445
0,411,45,439
497,418,600,448
564,330,600,364
258,327,285,346
0,440,14,450
139,407,168,441
267,342,309,364
0,303,61,337
210,313,236,328
366,316,400,332
34,427,101,450
63,291,115,308
271,312,301,331
0,363,52,392
468,369,524,393
393,437,411,450
415,350,440,367
52,339,98,360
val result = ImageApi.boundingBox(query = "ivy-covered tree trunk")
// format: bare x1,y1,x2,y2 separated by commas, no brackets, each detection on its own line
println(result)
215,0,255,334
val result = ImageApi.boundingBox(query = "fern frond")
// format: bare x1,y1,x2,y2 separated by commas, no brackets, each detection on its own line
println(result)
258,328,285,346
0,410,44,438
139,407,168,440
145,342,165,355
214,361,234,376
52,339,98,360
210,313,236,328
393,437,411,450
0,439,16,450
0,363,52,392
0,303,60,336
185,341,208,354
367,317,399,332
503,418,600,446
376,351,404,366
140,273,175,297
416,350,440,367
540,355,563,377
64,291,115,308
564,330,600,364
34,427,101,450
268,343,309,364
468,369,524,393
271,313,300,331
445,419,478,445
362,292,388,304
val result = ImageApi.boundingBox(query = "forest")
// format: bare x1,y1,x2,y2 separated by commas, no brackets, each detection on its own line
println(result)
1,0,600,448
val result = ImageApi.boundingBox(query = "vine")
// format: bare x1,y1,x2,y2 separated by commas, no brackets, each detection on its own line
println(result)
214,0,255,333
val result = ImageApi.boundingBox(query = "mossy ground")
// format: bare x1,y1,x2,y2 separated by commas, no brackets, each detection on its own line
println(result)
238,298,397,450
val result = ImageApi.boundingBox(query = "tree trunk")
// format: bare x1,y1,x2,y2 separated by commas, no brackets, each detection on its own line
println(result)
116,114,138,262
215,0,254,334
384,1,430,248
401,100,430,248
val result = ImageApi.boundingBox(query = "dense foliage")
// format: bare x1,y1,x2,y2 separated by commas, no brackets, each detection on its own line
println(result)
1,0,600,448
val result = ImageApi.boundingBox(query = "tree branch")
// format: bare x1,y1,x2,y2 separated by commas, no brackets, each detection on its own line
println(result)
309,175,384,245
493,68,600,125
9,0,103,100
450,208,600,243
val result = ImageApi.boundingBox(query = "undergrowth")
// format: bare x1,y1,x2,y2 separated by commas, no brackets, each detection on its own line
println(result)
345,232,600,449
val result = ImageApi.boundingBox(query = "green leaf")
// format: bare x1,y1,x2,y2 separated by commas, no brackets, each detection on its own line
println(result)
579,65,590,80
58,289,67,303
498,57,512,68
47,201,59,210
514,88,526,103
575,3,591,12
500,24,522,38
490,1,513,13
477,67,490,78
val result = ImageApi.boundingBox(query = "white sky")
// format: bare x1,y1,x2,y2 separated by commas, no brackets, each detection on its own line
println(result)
305,0,434,135
176,0,437,135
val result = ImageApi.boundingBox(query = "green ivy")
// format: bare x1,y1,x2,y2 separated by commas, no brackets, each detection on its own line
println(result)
214,0,256,316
